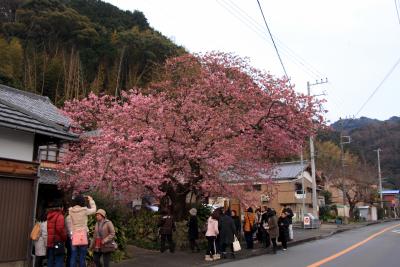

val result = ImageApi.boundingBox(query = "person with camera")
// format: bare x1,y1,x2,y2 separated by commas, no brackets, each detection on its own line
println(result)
67,195,96,267
158,209,176,253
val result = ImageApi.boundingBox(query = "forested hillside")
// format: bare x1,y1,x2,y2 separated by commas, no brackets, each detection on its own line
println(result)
328,117,400,188
0,0,185,106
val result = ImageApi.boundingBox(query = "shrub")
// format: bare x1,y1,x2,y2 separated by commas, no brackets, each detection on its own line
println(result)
126,209,160,250
319,205,337,222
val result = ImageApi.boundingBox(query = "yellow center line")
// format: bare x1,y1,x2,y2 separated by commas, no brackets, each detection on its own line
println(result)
307,223,400,267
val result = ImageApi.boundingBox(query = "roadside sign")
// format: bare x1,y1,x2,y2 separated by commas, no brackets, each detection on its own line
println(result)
304,216,311,226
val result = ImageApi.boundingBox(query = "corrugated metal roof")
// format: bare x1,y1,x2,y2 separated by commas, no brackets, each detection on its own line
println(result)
259,162,307,180
224,162,308,183
272,162,305,179
0,85,77,140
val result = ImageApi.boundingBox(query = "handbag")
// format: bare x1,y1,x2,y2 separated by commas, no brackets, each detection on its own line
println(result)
101,240,118,253
98,221,118,253
30,222,41,241
72,229,88,246
54,241,65,256
232,235,241,252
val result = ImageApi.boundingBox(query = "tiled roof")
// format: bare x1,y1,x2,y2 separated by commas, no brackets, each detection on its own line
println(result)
0,85,77,140
0,84,70,127
38,168,59,185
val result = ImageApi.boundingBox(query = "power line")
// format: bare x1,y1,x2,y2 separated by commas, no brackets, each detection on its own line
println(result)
216,0,320,79
256,0,291,85
354,55,400,117
221,0,324,79
217,0,346,121
395,0,400,24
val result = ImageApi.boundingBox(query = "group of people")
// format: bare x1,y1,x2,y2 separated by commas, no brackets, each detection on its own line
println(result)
243,206,293,254
182,205,294,262
32,195,117,267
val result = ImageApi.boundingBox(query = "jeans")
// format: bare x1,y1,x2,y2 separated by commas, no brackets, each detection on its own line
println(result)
93,252,111,267
47,248,64,267
70,245,88,267
66,238,72,267
244,231,253,249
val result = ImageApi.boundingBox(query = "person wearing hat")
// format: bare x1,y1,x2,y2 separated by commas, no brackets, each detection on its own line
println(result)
91,209,116,267
187,208,200,253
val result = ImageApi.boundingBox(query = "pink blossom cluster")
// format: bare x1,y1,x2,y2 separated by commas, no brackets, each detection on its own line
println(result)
60,52,325,204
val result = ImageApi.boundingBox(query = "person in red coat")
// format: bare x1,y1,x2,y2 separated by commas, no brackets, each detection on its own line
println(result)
47,200,67,267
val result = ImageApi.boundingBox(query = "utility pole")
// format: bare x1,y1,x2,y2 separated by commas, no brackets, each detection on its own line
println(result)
307,79,328,218
340,130,351,206
300,146,305,227
375,148,383,208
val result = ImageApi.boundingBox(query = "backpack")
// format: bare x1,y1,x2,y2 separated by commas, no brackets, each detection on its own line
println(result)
30,222,41,241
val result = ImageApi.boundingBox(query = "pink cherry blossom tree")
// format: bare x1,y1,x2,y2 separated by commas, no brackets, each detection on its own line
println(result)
61,52,325,219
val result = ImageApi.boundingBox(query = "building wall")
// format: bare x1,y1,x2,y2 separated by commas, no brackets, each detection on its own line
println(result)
234,179,313,222
0,175,36,265
325,182,344,205
0,127,34,161
0,261,25,267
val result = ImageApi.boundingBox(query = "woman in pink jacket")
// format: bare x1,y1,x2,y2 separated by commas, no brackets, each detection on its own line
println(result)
205,210,220,261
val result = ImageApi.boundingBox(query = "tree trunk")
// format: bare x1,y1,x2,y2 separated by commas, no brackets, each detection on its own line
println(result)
349,203,356,219
115,46,126,97
160,182,190,221
171,192,187,221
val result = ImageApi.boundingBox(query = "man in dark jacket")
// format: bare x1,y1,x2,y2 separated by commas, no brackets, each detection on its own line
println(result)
231,210,241,239
187,208,200,252
282,205,294,240
278,212,290,251
260,206,271,248
158,209,176,253
219,209,236,259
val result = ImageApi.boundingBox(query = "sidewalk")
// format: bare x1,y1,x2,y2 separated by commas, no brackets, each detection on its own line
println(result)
111,220,388,267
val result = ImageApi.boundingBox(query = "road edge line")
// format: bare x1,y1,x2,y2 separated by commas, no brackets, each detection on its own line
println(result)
306,223,400,267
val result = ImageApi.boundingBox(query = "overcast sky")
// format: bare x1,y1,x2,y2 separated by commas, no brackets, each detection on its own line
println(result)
105,0,400,123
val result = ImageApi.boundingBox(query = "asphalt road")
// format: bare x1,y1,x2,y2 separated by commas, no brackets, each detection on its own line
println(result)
215,221,400,267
